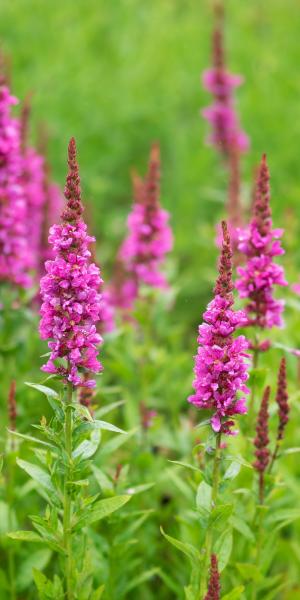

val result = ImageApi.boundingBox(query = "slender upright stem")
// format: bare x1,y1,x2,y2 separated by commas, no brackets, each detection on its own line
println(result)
63,383,74,600
199,433,222,598
7,451,16,600
251,507,264,600
268,442,279,474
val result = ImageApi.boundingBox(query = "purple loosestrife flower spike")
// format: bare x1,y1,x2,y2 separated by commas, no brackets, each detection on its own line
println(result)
236,154,287,329
39,137,103,388
275,357,289,442
120,143,173,291
254,385,270,503
188,221,250,435
0,83,32,287
202,7,249,156
204,554,221,600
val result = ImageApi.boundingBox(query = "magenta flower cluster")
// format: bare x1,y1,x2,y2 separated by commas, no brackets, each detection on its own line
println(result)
39,138,103,387
0,84,32,287
120,143,173,291
202,26,249,156
188,222,249,435
236,154,287,329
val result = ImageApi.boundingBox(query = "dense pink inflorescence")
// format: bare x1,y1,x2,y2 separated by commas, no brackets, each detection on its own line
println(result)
202,13,249,156
0,84,31,287
236,154,287,329
204,554,221,600
39,138,103,387
120,143,173,291
188,221,249,435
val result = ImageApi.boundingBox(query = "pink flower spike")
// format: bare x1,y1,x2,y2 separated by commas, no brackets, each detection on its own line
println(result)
0,84,32,287
119,143,173,293
188,221,250,435
39,138,103,387
236,154,287,329
201,11,249,157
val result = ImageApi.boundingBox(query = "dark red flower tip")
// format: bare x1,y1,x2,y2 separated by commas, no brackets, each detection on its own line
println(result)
214,220,234,300
204,554,221,600
144,142,160,211
276,357,289,441
62,137,83,223
254,153,271,235
254,385,270,474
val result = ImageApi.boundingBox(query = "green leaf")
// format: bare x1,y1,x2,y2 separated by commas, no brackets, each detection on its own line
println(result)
184,585,197,600
25,382,63,417
209,504,233,529
125,483,155,495
221,586,245,600
214,529,232,572
17,459,55,493
17,549,51,591
76,420,125,435
267,509,300,524
224,461,241,480
90,585,105,600
7,530,42,543
230,516,255,542
73,429,101,460
25,382,58,398
123,568,159,594
96,400,125,417
92,465,113,491
8,430,55,450
160,527,201,564
33,569,64,599
236,563,262,582
196,481,212,513
282,447,300,455
100,428,137,456
168,460,200,472
74,495,131,529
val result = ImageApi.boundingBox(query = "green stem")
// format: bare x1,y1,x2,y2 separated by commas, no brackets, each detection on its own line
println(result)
198,433,222,599
63,383,74,600
251,508,264,600
268,442,279,474
7,452,16,600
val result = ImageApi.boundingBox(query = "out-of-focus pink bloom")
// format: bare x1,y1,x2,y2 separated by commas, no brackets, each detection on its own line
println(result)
23,147,45,272
291,282,300,296
202,20,249,156
40,138,103,387
120,143,173,291
188,221,250,435
99,287,115,334
0,84,31,287
236,154,287,329
140,401,157,430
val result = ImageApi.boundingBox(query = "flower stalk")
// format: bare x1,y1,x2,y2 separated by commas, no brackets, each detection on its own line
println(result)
63,382,74,600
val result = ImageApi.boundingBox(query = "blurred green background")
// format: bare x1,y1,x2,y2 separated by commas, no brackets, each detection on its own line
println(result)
1,0,300,327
